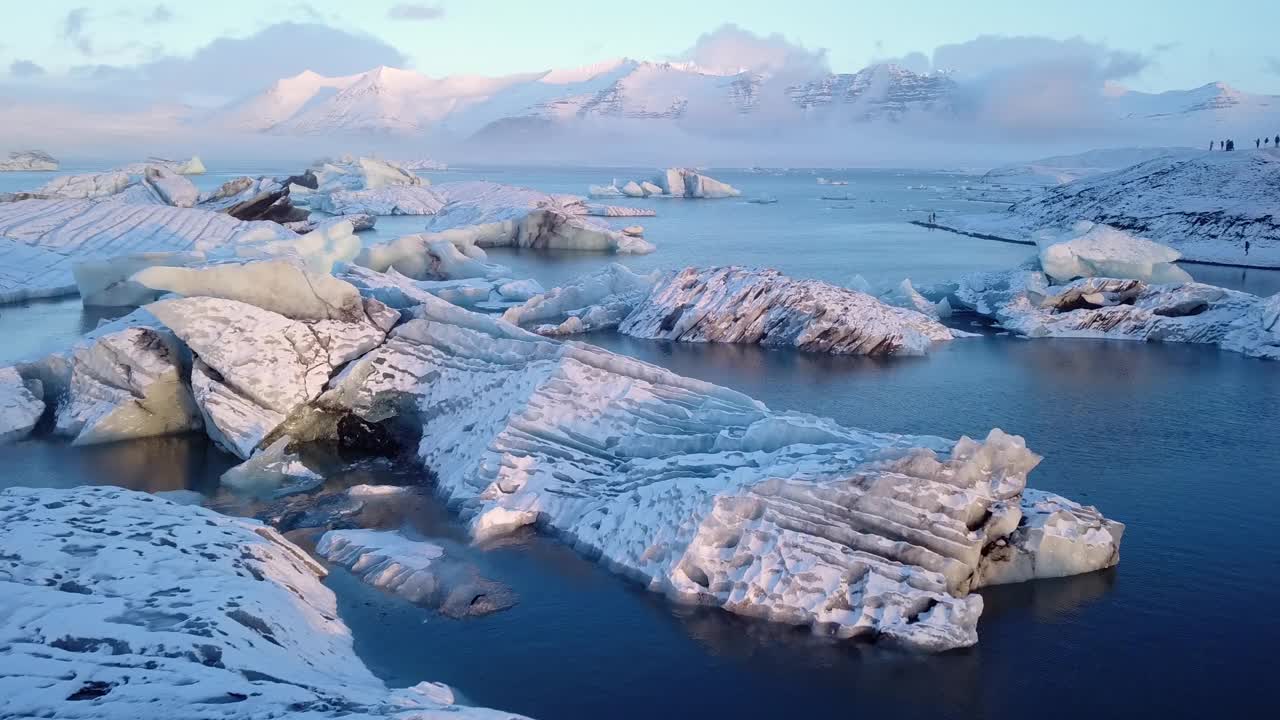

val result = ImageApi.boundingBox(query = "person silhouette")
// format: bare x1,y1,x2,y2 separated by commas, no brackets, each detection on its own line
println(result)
1257,138,1262,149
1275,134,1279,147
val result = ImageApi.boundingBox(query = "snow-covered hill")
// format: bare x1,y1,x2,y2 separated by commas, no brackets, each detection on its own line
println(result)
1106,81,1277,123
947,149,1280,267
981,146,1201,186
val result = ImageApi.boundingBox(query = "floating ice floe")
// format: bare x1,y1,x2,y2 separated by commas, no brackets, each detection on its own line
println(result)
0,199,297,304
0,485,522,719
220,436,322,495
30,171,133,199
348,180,655,255
949,269,1280,359
0,365,44,444
1036,222,1193,284
591,169,740,199
113,155,206,175
0,149,58,171
505,265,959,355
316,528,516,617
66,219,358,307
501,263,659,335
312,293,1122,651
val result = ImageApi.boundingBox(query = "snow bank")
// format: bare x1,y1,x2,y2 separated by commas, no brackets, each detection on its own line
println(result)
1037,222,1192,284
0,485,521,719
313,297,1122,651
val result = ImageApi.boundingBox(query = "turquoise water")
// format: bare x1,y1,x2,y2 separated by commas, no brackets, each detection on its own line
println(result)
1,166,1277,718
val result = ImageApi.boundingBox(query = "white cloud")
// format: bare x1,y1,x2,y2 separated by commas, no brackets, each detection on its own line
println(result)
63,7,93,55
63,22,408,105
678,23,828,76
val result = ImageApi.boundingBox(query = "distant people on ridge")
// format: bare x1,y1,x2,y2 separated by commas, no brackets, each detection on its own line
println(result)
1257,138,1261,149
1227,139,1235,151
1275,134,1279,147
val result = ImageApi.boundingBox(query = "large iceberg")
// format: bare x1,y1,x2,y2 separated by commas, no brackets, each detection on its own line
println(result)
0,149,58,171
0,199,296,304
505,266,959,355
138,262,396,457
1037,222,1193,284
30,171,133,199
312,294,1122,651
0,485,521,719
949,270,1280,359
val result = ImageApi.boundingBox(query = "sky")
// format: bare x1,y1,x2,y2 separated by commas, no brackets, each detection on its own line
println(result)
3,0,1280,106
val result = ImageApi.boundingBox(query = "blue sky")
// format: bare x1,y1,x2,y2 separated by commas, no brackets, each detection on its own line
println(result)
4,0,1279,99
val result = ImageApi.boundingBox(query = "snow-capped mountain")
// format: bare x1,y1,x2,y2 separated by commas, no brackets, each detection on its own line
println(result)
211,61,1279,140
1105,81,1277,123
212,60,955,138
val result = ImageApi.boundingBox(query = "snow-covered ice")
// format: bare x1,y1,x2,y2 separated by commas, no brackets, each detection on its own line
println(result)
0,485,521,719
134,258,369,321
0,199,296,304
501,263,659,335
32,171,133,199
313,296,1122,651
0,365,44,444
505,266,958,354
1037,222,1193,284
316,529,516,617
146,289,392,458
113,155,206,175
950,269,1280,359
593,169,740,199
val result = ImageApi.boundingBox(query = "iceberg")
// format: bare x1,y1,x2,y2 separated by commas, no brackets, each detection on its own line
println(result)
880,278,949,320
653,168,741,198
421,181,655,254
951,270,1280,359
311,185,447,215
53,327,202,445
133,258,369,322
594,169,741,200
0,485,521,719
146,286,393,458
32,171,133,199
220,436,322,495
316,528,516,617
1037,222,1193,284
0,149,58,171
501,263,659,335
313,296,1122,651
1,365,44,444
505,266,958,354
0,199,296,304
113,155,206,175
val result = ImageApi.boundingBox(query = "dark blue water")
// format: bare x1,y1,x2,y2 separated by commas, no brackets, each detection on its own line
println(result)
2,166,1278,718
